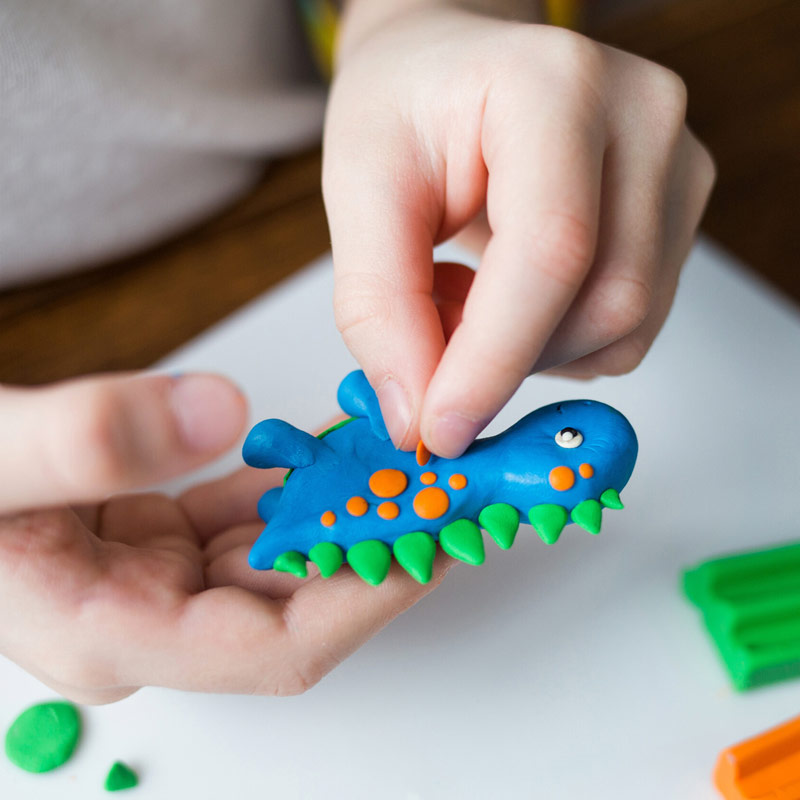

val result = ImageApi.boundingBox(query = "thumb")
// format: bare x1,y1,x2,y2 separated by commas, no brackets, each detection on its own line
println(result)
0,372,247,513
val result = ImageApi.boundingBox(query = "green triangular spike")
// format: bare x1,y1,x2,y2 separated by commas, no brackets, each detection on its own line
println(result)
393,532,436,584
273,550,308,578
104,761,139,791
478,503,520,550
600,488,624,510
309,542,344,578
572,499,603,535
528,504,568,545
439,519,485,565
347,540,392,585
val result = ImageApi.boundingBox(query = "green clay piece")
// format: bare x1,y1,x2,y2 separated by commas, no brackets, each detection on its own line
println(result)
4,701,81,773
309,542,344,578
600,488,624,510
105,761,139,792
347,540,392,585
393,532,436,584
571,499,603,535
439,519,485,566
528,504,568,545
684,541,800,691
273,550,308,579
478,503,520,550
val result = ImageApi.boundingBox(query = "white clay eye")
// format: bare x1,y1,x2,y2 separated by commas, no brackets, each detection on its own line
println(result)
555,427,583,448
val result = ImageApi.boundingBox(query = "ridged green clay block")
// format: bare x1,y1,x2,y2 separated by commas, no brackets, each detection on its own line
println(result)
571,499,603,535
393,532,436,584
308,542,344,578
105,761,139,792
347,540,392,585
479,503,520,550
439,519,485,565
528,504,568,545
684,541,800,691
600,488,624,510
273,550,308,579
5,701,81,773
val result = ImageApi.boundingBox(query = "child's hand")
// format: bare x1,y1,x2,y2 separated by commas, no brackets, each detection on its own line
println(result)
323,4,715,458
0,374,447,703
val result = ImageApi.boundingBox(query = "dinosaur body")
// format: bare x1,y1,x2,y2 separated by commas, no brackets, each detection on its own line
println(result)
243,370,638,585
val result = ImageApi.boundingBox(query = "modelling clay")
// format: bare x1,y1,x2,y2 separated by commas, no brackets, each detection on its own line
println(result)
713,713,800,799
684,541,800,690
244,370,638,586
105,761,139,792
4,700,81,773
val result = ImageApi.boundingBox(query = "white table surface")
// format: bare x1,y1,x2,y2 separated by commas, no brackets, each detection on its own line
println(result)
2,237,799,799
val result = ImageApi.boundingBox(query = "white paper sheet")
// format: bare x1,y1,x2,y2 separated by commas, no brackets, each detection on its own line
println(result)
2,237,799,799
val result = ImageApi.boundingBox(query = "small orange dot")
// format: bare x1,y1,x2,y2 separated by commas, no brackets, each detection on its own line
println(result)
369,468,408,498
549,466,576,492
321,510,336,527
416,440,431,466
377,501,400,520
413,487,450,520
579,463,594,479
346,496,368,516
449,473,467,490
420,472,437,485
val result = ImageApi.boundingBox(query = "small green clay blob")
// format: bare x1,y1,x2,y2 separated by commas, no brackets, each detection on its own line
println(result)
479,503,520,550
273,550,308,578
571,499,603,535
347,540,392,585
393,531,436,584
105,761,139,792
4,701,81,773
528,504,568,545
600,488,624,510
309,542,344,578
439,519,485,565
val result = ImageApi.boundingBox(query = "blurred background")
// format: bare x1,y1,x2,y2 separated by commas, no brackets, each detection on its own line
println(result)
0,0,797,384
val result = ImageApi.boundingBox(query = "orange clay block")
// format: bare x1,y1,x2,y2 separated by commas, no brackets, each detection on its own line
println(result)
413,487,450,520
320,510,336,527
368,468,408,498
377,501,399,520
345,496,368,516
420,472,437,485
548,465,575,492
714,715,800,800
449,474,467,490
579,463,594,478
416,440,431,466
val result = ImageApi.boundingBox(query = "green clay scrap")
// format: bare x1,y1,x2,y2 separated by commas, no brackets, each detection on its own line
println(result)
105,761,139,792
528,504,568,545
600,488,624,510
4,701,81,773
347,540,392,585
571,499,603,535
273,550,308,579
439,519,485,565
393,531,437,584
309,541,344,578
479,503,520,550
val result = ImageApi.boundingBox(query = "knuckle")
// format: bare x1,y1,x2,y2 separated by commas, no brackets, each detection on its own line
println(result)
527,212,596,289
333,277,396,340
648,65,688,125
598,334,650,376
694,140,717,191
595,275,653,340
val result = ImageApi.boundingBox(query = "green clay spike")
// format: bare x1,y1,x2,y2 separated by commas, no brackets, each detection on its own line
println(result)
600,488,624,510
308,542,344,578
347,540,392,585
439,519,485,566
478,503,520,550
571,499,603,535
393,532,437,584
4,701,81,774
273,550,308,579
528,504,568,545
104,761,139,792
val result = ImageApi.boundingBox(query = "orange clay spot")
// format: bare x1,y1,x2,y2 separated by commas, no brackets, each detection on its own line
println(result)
413,487,450,520
369,468,408,498
420,471,437,485
549,466,575,492
346,496,368,516
579,463,594,479
377,501,400,520
449,473,468,490
320,510,336,527
416,440,431,466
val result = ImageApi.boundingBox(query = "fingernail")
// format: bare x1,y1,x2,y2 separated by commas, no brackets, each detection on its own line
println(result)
170,375,247,453
376,378,413,447
430,412,484,459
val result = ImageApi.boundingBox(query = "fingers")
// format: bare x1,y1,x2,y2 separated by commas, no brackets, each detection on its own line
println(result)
421,77,606,457
0,372,247,514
